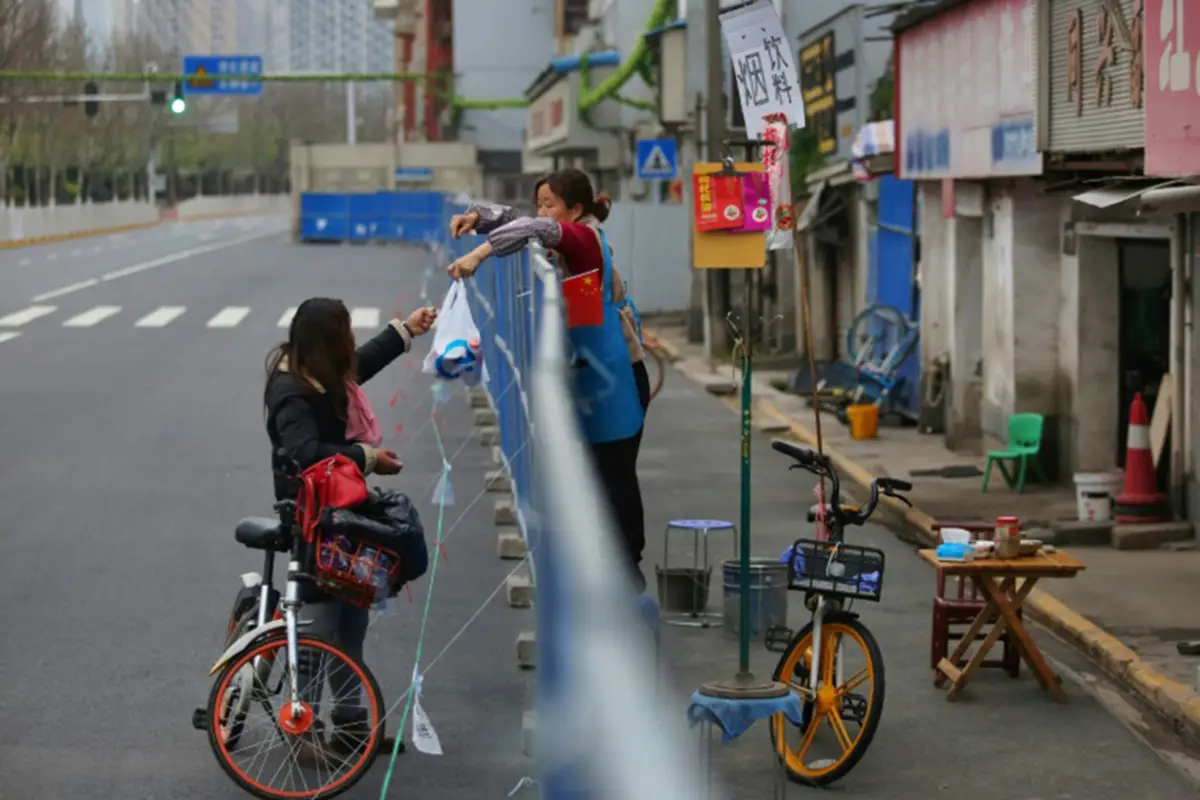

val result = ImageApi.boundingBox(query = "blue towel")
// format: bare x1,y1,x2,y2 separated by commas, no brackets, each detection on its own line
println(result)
686,691,805,743
780,545,880,594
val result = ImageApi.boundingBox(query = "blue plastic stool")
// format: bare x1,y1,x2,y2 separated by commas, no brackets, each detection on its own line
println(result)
656,519,736,629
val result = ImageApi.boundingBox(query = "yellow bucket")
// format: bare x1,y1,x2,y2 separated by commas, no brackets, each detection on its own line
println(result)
846,404,880,441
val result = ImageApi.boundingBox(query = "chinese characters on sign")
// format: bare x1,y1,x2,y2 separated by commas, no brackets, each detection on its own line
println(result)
1143,0,1200,174
1063,0,1144,114
719,0,806,139
214,58,262,92
799,33,837,155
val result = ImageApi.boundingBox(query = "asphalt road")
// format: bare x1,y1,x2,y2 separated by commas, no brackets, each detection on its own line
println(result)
0,220,531,799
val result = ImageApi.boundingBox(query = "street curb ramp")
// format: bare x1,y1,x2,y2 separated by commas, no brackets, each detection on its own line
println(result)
645,327,1200,750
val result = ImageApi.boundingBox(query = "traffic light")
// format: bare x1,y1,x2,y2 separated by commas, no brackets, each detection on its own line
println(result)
84,81,99,118
170,81,186,114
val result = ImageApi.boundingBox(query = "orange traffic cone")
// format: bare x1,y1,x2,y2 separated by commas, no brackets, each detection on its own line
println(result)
1114,393,1169,523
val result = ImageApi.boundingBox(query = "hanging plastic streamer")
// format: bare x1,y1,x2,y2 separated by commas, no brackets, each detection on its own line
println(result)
378,409,454,799
430,381,448,407
432,460,455,507
812,481,830,541
762,115,794,251
409,668,443,755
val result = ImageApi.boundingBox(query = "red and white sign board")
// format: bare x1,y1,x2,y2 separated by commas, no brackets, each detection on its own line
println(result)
1145,0,1200,175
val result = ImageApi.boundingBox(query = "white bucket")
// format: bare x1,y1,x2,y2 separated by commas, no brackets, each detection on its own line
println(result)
1073,472,1122,521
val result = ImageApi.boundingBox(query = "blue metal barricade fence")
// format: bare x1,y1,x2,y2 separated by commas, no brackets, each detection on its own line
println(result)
424,200,711,799
298,190,450,245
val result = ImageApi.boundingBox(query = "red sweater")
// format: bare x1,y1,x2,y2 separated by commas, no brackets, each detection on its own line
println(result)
471,204,606,278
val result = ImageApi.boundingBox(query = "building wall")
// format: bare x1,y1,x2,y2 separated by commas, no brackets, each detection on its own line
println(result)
453,0,554,152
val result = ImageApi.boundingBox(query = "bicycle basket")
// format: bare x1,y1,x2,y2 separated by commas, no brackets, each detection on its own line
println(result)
784,538,885,602
313,531,400,609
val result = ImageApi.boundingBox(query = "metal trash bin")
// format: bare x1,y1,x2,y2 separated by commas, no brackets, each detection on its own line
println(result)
722,558,789,640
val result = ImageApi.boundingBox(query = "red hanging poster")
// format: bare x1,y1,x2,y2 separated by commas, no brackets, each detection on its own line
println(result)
693,173,745,232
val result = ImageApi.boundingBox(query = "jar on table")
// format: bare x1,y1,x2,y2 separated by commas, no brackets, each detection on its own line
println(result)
993,516,1021,559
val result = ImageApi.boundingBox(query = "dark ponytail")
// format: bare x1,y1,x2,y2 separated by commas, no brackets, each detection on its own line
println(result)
535,168,611,222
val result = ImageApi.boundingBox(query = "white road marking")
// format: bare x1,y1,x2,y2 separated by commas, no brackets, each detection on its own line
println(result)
17,258,30,267
35,279,99,300
207,306,250,328
29,227,276,303
92,245,103,253
0,332,20,344
63,305,121,327
135,306,187,327
350,307,381,329
278,307,296,328
0,305,57,326
47,252,58,261
69,248,81,257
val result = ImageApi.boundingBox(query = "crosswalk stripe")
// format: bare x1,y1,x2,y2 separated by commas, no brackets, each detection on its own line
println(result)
207,306,251,328
63,306,122,327
350,307,381,329
0,332,20,344
278,307,296,328
0,305,57,327
135,306,187,327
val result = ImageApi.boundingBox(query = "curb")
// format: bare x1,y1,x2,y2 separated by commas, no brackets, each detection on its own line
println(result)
668,346,1200,746
0,218,161,249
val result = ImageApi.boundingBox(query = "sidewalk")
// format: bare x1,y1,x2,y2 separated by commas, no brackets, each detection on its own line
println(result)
647,320,1200,758
638,360,1199,797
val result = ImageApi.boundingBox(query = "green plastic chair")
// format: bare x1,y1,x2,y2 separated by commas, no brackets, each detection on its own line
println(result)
981,413,1048,493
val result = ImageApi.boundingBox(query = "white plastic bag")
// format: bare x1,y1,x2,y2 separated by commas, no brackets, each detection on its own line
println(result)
422,280,486,385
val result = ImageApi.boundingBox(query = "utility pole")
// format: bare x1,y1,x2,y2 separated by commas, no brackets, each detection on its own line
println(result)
704,0,729,357
346,80,358,146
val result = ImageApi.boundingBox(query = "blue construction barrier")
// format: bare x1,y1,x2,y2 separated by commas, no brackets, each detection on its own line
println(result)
297,189,450,245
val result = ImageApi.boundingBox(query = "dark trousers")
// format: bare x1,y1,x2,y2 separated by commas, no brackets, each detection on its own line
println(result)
588,361,652,593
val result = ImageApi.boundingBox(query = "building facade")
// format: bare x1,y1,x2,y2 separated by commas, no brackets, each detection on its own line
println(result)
270,0,394,74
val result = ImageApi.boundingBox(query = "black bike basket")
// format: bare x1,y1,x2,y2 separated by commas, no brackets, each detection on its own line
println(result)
785,538,886,602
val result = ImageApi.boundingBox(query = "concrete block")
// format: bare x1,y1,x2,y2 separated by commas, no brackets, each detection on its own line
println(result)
486,469,512,493
478,427,499,446
521,710,537,757
495,499,518,526
517,630,537,669
704,381,737,397
473,407,497,427
507,574,535,608
497,527,527,559
1045,521,1112,547
1112,521,1194,551
469,391,491,409
492,445,504,467
756,419,791,434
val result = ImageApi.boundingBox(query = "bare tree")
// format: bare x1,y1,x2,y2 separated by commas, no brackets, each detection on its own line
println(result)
0,0,58,202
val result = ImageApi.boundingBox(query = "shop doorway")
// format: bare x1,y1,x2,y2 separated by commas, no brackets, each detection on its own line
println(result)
1116,239,1171,490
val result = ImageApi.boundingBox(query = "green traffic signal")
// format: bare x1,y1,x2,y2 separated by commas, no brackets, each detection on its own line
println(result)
169,80,185,114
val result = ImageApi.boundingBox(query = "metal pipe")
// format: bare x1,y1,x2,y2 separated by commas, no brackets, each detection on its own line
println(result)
346,80,357,146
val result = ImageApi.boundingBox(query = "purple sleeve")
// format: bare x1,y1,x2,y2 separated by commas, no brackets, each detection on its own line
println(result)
487,216,563,257
468,203,518,235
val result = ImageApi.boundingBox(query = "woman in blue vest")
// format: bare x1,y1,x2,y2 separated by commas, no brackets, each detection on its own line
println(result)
447,170,649,591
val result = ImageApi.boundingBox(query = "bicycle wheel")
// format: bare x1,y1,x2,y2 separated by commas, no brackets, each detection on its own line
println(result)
215,609,261,751
206,632,385,800
768,610,885,786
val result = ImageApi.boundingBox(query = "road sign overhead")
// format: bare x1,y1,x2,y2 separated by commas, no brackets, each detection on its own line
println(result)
182,55,263,96
635,138,678,180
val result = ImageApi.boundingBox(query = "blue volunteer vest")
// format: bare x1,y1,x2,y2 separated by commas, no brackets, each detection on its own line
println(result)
568,230,645,444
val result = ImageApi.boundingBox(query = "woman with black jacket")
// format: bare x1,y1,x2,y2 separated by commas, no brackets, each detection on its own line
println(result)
263,297,436,756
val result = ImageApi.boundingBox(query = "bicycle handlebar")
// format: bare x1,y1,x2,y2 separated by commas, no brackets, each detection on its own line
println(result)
770,439,913,530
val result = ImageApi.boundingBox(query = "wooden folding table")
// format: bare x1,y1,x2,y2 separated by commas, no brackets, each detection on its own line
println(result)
918,549,1086,703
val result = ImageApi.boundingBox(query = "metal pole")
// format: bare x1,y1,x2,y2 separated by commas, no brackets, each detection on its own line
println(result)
346,80,357,146
704,0,727,358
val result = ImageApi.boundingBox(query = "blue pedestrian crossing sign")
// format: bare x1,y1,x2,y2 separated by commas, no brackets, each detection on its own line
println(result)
635,138,678,180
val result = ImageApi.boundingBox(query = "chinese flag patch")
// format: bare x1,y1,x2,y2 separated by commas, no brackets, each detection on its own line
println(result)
562,269,604,328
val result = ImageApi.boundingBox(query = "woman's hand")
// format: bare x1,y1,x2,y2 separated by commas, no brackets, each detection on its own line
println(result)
448,250,484,280
404,306,438,336
450,212,480,239
376,449,404,475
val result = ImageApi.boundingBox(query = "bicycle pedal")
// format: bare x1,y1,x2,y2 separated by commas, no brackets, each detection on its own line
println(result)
192,708,208,731
764,625,794,654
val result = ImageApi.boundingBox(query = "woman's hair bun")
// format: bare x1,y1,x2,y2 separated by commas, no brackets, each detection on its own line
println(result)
591,192,612,222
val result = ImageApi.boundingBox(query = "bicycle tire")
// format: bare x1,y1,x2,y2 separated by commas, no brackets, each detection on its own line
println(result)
206,632,386,800
768,610,885,787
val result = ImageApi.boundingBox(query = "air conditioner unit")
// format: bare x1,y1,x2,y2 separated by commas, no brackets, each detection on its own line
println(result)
373,0,419,21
